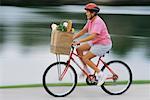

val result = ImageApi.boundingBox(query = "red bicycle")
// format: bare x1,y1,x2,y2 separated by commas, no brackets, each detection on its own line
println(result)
43,45,132,97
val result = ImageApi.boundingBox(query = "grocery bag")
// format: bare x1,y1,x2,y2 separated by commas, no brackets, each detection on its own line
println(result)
50,30,73,55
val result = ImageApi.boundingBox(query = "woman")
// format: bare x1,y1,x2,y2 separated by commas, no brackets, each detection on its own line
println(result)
72,3,112,86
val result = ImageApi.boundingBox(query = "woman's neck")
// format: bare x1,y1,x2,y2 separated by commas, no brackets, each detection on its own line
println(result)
90,15,97,22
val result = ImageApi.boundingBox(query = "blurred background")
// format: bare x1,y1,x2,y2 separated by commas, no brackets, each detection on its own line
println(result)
0,0,150,87
1,0,150,6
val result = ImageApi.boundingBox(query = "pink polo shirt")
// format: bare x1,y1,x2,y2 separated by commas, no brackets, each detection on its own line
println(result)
83,16,112,45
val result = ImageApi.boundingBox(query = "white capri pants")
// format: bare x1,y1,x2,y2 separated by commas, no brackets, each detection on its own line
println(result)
88,42,112,57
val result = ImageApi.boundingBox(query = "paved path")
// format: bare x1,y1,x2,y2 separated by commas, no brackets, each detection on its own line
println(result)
0,84,150,100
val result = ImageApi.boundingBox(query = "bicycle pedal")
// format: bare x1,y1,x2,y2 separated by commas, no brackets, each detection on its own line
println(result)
86,75,98,85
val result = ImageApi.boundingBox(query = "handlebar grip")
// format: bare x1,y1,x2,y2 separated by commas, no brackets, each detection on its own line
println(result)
72,41,80,46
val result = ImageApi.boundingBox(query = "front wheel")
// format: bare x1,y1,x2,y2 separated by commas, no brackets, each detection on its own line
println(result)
42,62,77,97
101,60,132,95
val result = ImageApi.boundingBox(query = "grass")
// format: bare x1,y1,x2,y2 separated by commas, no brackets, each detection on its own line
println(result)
0,80,150,89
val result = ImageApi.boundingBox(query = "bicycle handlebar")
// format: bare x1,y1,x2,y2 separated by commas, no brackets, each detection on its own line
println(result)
71,41,80,49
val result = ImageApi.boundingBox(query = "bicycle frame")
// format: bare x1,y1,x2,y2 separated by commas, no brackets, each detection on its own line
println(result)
43,45,132,97
59,45,118,81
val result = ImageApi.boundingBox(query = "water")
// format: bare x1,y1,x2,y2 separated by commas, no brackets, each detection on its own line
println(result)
0,6,150,86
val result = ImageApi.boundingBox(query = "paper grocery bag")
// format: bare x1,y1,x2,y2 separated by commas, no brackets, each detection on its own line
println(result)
50,30,73,55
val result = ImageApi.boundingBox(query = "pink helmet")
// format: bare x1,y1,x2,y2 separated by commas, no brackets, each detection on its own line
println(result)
85,3,100,13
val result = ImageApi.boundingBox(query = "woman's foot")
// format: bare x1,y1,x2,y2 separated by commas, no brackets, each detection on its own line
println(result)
97,72,107,86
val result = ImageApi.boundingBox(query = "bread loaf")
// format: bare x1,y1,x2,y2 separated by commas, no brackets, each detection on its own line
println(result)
67,20,72,32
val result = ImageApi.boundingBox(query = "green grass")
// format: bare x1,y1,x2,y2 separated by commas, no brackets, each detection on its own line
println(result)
0,84,43,89
132,80,150,84
0,80,150,89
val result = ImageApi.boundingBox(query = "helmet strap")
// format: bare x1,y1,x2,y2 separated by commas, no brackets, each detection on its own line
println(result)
89,13,97,20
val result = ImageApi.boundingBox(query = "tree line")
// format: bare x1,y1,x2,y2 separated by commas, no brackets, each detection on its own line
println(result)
1,0,150,6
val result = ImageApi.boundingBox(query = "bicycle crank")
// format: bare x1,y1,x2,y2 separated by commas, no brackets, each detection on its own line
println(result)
86,75,98,85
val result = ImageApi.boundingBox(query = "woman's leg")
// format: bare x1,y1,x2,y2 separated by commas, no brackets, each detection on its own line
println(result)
82,51,107,86
76,43,91,66
82,51,100,73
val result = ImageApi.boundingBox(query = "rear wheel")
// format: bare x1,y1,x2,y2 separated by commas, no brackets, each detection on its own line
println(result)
42,62,77,97
101,60,132,95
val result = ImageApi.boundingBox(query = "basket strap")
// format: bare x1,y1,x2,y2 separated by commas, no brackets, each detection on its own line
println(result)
56,54,60,63
56,54,61,77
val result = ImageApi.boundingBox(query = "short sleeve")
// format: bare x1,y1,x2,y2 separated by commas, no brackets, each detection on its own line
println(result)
91,22,103,35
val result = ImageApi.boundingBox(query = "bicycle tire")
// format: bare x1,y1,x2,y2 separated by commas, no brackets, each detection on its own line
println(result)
101,60,132,95
42,62,77,97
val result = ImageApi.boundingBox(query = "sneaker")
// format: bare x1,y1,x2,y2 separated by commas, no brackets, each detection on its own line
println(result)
97,72,107,86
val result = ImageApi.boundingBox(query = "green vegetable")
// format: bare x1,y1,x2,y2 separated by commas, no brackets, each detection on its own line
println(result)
57,23,67,32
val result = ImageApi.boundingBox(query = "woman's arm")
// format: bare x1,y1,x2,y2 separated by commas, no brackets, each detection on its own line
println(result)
79,33,97,43
73,28,87,40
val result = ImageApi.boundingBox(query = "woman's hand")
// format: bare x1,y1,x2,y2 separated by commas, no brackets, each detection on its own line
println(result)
72,41,80,46
73,34,77,40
